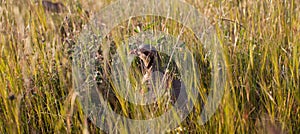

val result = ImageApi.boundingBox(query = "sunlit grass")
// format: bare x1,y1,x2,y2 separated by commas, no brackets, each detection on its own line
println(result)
0,0,299,133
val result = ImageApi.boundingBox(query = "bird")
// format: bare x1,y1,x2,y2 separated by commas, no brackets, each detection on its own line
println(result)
129,44,182,105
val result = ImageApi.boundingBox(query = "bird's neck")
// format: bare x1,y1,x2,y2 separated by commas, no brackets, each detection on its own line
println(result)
141,57,151,68
144,53,160,70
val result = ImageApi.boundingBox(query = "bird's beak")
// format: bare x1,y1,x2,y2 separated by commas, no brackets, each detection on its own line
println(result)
129,49,137,55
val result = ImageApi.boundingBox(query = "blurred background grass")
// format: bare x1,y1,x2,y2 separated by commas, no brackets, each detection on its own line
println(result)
0,0,299,133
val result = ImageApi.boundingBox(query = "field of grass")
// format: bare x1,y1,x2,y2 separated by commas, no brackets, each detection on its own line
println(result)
0,0,299,133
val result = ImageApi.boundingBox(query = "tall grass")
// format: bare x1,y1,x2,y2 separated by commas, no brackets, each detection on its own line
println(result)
0,0,299,133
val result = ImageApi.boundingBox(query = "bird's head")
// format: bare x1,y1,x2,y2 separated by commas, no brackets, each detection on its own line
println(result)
129,44,158,67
